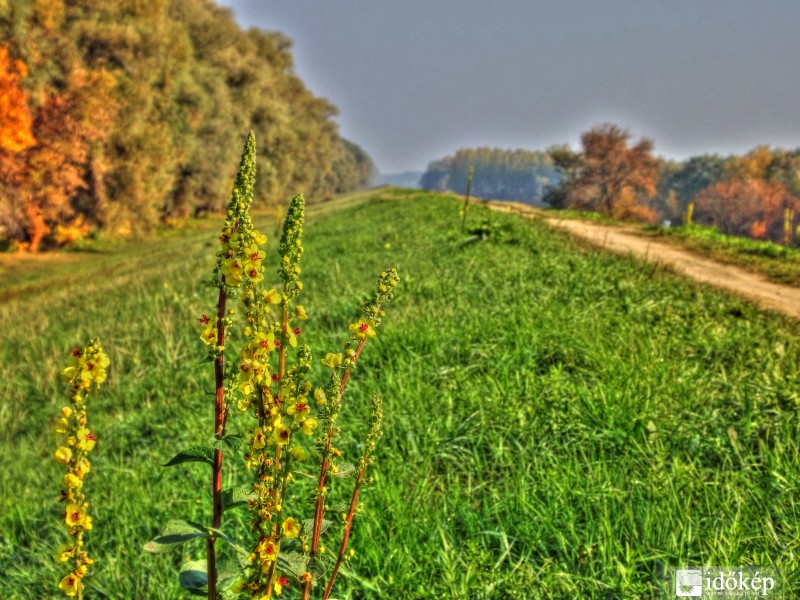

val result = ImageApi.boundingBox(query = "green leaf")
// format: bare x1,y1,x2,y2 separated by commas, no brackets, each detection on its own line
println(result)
307,555,331,580
327,502,351,514
330,461,357,478
212,434,244,453
179,560,208,595
207,527,250,557
163,446,214,467
143,520,208,553
301,518,333,537
222,485,256,512
277,550,309,577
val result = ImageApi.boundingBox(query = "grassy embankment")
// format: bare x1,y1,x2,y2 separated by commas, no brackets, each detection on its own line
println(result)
1,188,798,598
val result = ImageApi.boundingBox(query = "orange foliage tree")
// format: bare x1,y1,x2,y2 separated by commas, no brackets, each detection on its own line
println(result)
563,124,660,222
0,46,36,244
694,179,797,243
0,47,35,154
19,68,116,251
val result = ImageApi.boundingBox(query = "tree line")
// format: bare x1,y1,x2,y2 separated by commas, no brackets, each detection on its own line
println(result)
420,148,558,203
0,0,374,251
421,125,800,244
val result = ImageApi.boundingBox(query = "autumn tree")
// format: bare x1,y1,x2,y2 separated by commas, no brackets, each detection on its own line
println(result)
561,124,660,221
0,45,35,244
694,179,796,242
0,0,376,248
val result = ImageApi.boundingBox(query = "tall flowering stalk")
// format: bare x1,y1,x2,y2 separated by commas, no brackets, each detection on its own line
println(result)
302,268,399,599
203,131,261,599
53,339,109,598
236,194,319,597
146,133,398,600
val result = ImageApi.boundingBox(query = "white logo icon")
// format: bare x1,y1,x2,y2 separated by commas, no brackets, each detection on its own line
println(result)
676,569,703,597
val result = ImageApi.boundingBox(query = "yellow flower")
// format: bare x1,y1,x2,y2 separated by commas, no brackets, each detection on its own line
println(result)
262,288,281,304
55,418,69,434
295,305,308,320
74,460,90,478
251,427,266,450
257,538,279,562
274,424,290,445
251,331,276,353
321,353,343,369
245,243,266,263
239,380,254,396
282,517,301,539
313,388,327,405
252,230,267,246
63,473,83,489
54,447,73,464
53,545,74,563
243,261,264,283
200,323,218,346
349,318,376,340
80,353,109,386
59,573,80,597
273,572,290,596
61,406,73,418
75,428,97,452
286,400,310,422
222,258,244,286
291,446,308,461
219,227,239,250
65,503,90,529
302,418,318,436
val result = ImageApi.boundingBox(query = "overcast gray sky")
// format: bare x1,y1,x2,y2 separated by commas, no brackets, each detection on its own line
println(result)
217,0,800,173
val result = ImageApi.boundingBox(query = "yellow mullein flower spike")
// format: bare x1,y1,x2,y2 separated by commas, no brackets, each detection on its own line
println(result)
55,340,108,597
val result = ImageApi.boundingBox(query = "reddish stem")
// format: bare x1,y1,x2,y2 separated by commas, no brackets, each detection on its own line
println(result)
207,285,227,600
302,338,367,599
323,459,367,599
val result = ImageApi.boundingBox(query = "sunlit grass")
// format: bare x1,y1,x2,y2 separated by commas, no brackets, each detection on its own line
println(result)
1,189,798,598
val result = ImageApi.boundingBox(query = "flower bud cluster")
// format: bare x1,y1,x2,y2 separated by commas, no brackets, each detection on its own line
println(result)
277,194,305,291
54,339,108,597
213,132,267,292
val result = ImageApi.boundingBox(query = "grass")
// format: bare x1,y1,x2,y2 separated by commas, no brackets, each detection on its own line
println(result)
1,188,799,598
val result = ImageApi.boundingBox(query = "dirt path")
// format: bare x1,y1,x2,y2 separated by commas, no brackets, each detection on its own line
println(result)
487,201,800,320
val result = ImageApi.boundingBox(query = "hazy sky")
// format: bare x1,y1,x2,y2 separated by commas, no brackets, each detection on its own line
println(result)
217,0,800,173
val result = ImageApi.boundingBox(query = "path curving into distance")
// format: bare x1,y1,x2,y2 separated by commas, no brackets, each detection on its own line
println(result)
487,200,800,321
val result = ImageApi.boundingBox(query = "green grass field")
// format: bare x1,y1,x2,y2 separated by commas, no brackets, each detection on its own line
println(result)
1,189,798,598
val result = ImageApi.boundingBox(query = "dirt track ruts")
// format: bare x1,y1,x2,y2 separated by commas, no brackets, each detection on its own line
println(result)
487,201,800,321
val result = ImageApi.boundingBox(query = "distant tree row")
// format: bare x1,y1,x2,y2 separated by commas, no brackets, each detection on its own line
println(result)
0,0,374,250
424,126,800,244
420,147,558,203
